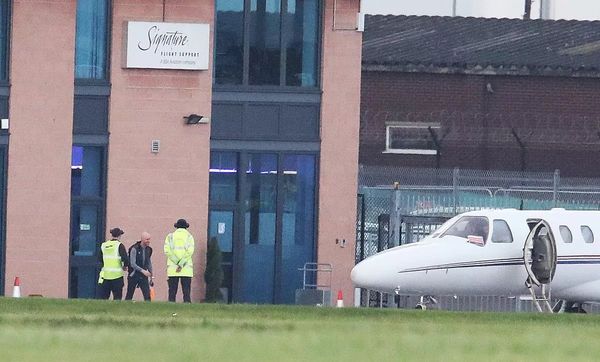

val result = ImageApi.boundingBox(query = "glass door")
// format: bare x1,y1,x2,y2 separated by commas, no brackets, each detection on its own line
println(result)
69,145,105,298
208,209,235,303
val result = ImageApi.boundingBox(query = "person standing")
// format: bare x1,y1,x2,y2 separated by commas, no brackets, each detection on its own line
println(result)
98,227,129,300
164,219,195,302
125,231,153,301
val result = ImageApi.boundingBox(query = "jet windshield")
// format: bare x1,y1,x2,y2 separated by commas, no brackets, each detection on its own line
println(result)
441,216,489,241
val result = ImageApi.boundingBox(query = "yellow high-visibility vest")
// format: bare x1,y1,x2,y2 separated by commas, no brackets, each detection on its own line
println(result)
100,240,124,281
164,229,195,277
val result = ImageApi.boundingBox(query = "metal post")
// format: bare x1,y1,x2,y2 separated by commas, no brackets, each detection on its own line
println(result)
553,169,560,208
359,193,365,261
390,184,401,247
453,167,460,214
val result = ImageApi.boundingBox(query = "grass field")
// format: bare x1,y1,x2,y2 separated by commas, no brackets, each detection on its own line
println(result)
1,298,599,361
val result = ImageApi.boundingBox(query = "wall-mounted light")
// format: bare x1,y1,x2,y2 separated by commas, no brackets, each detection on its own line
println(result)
184,114,207,125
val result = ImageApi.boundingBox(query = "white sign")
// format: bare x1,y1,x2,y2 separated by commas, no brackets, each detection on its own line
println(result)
126,21,210,70
218,223,226,235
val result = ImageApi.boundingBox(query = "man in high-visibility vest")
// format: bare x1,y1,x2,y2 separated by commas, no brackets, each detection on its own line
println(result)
98,227,129,300
164,218,195,302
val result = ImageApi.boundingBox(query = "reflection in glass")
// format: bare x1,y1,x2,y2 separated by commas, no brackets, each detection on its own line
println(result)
71,146,103,197
284,0,318,86
215,0,244,84
243,154,277,303
71,205,98,257
75,0,108,79
249,0,281,85
210,152,238,202
281,155,315,303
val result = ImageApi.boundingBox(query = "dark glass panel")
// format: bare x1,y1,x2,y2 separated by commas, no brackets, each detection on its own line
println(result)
281,154,315,303
71,146,102,197
69,266,97,299
249,0,281,85
0,2,8,80
75,0,108,79
243,153,277,303
284,0,318,87
209,152,238,202
70,204,98,257
215,0,244,85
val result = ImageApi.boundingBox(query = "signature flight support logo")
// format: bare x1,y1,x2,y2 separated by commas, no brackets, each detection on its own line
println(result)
126,22,209,70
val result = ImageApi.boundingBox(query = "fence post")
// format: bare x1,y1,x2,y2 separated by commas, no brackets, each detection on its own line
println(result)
453,167,460,214
390,182,401,247
553,169,560,208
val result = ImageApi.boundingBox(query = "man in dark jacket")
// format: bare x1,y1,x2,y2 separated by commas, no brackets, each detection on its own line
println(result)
125,231,153,301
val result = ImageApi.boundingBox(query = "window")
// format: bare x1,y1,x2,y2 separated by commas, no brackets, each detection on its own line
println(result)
492,220,513,243
442,216,489,241
581,226,594,244
210,152,238,202
0,1,8,81
385,123,439,155
75,0,109,80
215,0,320,87
559,225,572,243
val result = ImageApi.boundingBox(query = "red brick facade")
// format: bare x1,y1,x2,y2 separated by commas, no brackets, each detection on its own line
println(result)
360,71,600,177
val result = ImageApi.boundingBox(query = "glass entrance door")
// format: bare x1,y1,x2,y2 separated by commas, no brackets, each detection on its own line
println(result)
208,210,234,303
209,151,316,304
69,146,105,298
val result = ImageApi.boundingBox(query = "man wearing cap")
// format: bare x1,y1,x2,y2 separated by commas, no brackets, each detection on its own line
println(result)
98,227,129,300
164,219,195,302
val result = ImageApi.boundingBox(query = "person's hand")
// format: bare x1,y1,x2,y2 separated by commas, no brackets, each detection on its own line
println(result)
176,266,182,273
142,270,151,277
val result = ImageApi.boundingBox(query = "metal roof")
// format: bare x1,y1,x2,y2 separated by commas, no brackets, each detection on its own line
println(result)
363,15,600,77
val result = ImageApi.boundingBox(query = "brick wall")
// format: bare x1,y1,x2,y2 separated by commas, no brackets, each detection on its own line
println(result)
360,71,600,177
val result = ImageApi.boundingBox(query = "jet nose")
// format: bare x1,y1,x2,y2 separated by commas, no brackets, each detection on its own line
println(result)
351,257,380,289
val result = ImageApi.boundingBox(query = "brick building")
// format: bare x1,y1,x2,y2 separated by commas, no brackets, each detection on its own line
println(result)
0,0,362,304
361,15,600,177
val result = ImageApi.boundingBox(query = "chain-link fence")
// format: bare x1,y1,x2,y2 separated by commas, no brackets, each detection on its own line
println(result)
356,165,600,312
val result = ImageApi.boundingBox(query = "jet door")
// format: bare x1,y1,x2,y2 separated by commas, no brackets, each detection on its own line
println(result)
523,220,557,286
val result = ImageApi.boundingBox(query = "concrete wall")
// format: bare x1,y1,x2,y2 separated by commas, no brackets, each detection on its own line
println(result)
360,71,600,177
4,0,76,297
107,0,213,301
319,0,362,306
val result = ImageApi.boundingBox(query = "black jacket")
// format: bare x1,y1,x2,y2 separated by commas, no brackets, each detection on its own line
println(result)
128,241,153,278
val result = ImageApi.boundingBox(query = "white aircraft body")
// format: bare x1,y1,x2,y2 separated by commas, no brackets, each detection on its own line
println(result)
351,209,600,312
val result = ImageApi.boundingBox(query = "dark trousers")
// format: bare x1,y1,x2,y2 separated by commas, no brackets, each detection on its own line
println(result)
125,276,151,301
98,277,124,300
167,277,191,303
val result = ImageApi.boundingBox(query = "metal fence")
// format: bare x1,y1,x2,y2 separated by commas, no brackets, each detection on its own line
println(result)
356,166,600,312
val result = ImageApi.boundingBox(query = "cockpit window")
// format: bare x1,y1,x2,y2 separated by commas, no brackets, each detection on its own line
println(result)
441,216,489,241
492,219,513,243
560,225,572,243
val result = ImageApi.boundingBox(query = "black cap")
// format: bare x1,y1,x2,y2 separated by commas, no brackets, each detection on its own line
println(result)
110,228,124,238
174,219,189,229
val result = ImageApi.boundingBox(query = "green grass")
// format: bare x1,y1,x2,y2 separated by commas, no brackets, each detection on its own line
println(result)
0,298,599,361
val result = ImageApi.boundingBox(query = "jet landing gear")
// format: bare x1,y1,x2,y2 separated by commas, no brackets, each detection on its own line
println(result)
554,301,587,314
415,295,437,310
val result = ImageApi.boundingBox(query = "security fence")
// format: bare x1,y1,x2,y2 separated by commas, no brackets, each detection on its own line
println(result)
356,166,600,312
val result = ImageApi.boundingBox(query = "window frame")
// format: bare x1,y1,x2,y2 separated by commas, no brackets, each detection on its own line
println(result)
0,1,10,84
214,0,322,89
384,123,440,155
581,225,594,244
491,219,514,243
74,0,112,84
559,225,573,243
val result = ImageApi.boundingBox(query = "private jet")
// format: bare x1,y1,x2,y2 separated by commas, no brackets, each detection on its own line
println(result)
351,209,600,313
